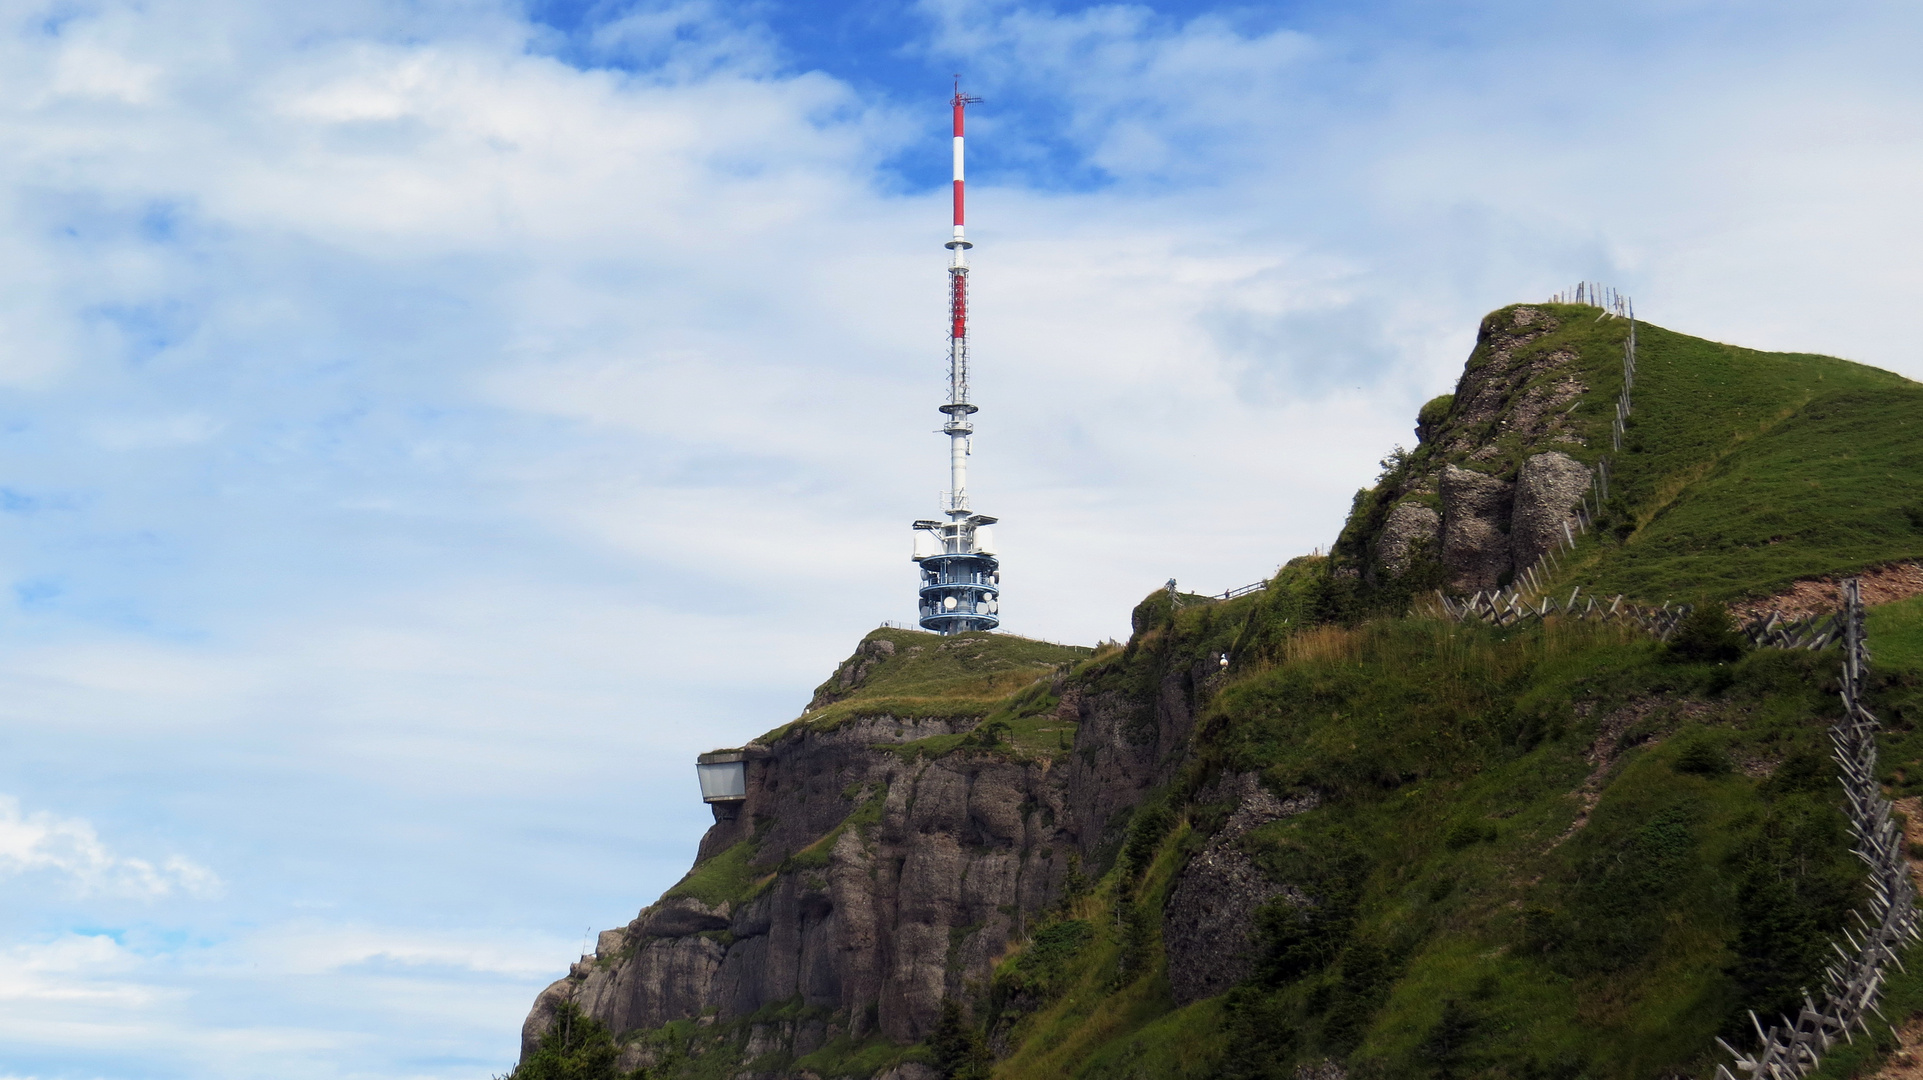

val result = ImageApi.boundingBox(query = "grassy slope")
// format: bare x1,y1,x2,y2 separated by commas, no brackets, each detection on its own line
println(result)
597,308,1923,1080
978,309,1923,1079
1544,319,1923,601
987,610,1866,1080
768,628,1092,738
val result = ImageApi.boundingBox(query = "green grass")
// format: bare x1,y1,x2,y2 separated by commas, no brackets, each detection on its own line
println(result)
1157,611,1851,1079
1585,382,1923,602
991,818,1203,1080
778,790,885,873
661,839,763,908
769,629,1092,737
790,1034,931,1079
1870,594,1923,674
879,676,1079,762
599,306,1923,1080
1502,317,1923,604
971,602,1858,1078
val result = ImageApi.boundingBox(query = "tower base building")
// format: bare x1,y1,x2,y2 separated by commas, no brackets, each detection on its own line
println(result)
914,514,999,633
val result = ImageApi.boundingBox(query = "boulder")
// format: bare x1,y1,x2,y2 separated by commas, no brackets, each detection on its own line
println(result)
1511,451,1591,571
1440,464,1513,592
1376,502,1441,577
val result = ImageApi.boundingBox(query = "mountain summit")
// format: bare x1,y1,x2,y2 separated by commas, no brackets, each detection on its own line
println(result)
509,303,1923,1080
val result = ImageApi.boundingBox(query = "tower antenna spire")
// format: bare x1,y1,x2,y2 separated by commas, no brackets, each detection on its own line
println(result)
911,82,999,635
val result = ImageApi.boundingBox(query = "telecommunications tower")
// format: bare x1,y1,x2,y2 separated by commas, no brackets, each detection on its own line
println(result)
911,84,1000,634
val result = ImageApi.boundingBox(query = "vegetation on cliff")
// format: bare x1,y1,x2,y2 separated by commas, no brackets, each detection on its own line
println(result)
787,629,1092,735
1337,304,1923,609
516,304,1923,1080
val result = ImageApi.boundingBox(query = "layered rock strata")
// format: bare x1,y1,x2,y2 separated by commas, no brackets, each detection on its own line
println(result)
521,648,1219,1072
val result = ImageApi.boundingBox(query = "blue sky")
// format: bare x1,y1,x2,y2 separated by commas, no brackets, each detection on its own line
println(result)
1,0,1920,1076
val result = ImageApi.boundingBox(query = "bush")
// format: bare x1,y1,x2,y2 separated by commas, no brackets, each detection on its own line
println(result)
1666,603,1747,665
1248,829,1373,987
1673,734,1731,776
1416,999,1482,1079
993,920,1093,1005
966,719,1011,749
1114,900,1156,985
505,1002,624,1080
1120,797,1175,877
1219,985,1299,1080
1445,819,1498,849
1557,803,1701,973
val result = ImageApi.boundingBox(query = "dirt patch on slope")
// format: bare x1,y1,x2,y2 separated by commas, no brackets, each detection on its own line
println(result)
1553,698,1713,845
1729,562,1923,622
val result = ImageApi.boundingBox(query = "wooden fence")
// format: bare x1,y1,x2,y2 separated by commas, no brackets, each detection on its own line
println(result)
1550,280,1634,319
1435,586,1689,638
1437,587,1847,652
1714,579,1920,1079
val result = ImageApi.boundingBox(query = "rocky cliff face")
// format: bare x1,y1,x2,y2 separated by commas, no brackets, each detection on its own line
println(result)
516,304,1923,1080
518,626,1233,1075
1343,304,1611,592
528,717,1044,1065
1161,774,1318,1005
517,304,1648,1077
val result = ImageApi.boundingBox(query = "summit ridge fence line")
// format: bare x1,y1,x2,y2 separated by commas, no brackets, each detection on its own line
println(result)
1503,285,1638,597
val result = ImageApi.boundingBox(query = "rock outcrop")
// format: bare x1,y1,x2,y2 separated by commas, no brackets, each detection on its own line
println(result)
1345,304,1605,590
1375,502,1440,578
807,636,898,710
1511,451,1592,570
523,721,1071,1064
1440,464,1513,591
520,635,1213,1071
1430,306,1587,463
1163,775,1319,1004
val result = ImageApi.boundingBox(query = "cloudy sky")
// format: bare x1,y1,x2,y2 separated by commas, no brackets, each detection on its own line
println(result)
1,0,1919,1075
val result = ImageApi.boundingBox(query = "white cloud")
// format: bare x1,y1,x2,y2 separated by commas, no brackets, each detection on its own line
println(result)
0,796,220,899
0,934,163,1006
0,0,1920,1076
246,922,576,978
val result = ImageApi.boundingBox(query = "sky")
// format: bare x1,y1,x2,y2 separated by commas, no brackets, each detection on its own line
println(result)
1,0,1920,1076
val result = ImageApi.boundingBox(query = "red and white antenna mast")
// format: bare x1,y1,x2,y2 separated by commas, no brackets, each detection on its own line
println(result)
911,81,1000,635
941,80,984,513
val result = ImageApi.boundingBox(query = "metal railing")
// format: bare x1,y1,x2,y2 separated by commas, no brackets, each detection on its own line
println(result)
1166,578,1269,611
